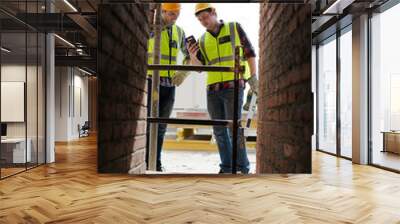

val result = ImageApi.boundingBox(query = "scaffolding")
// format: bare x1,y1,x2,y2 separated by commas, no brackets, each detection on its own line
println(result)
147,4,245,174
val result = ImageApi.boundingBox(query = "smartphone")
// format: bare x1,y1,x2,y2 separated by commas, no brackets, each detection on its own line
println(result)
185,35,197,46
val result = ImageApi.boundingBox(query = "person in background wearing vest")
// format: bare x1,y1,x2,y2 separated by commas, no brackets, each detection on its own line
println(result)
147,3,190,171
188,3,259,174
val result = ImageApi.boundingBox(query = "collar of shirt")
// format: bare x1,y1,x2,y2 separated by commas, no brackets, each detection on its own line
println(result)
150,23,173,37
206,20,225,37
164,25,173,39
148,25,173,39
163,25,172,30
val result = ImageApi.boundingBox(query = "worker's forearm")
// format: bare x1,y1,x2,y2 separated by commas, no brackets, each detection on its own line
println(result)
247,57,257,76
183,58,190,65
190,57,202,66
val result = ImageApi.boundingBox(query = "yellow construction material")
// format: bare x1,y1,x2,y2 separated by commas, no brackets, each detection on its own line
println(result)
163,139,256,151
176,128,196,141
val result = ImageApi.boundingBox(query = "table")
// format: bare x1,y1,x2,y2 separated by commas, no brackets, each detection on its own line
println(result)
1,138,32,164
382,131,400,154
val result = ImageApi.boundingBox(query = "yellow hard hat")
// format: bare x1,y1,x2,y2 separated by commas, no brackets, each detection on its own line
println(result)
162,3,181,11
195,3,214,15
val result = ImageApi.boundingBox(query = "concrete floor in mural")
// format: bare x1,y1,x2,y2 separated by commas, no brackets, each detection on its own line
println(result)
161,150,256,174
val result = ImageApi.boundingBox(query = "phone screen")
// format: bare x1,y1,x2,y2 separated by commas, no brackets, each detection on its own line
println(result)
186,36,196,46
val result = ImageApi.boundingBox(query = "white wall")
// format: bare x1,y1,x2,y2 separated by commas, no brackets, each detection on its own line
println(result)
55,67,70,141
55,67,89,141
1,66,25,132
1,65,38,138
1,64,46,164
1,65,27,140
71,73,89,138
1,82,25,122
1,65,26,81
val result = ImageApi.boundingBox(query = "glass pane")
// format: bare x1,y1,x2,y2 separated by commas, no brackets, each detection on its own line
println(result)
1,30,28,177
26,0,39,169
0,1,46,178
37,0,46,166
312,46,317,151
318,37,337,154
27,31,38,169
371,3,400,171
340,29,352,158
38,32,45,165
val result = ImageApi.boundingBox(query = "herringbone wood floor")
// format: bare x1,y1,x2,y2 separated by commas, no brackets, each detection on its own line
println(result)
1,136,400,223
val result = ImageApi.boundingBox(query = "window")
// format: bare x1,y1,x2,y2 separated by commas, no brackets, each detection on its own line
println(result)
370,2,400,171
339,28,352,158
317,36,337,154
0,1,47,179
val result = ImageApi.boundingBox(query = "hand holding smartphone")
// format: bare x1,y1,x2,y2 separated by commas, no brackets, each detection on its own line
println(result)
185,35,197,47
185,35,200,60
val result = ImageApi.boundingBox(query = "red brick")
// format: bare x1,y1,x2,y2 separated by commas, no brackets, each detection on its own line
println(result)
98,4,149,174
257,4,312,174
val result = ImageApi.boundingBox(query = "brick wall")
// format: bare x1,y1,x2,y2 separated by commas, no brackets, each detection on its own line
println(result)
257,3,313,173
97,4,149,174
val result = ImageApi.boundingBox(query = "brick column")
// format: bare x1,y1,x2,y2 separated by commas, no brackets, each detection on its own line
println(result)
97,4,149,174
257,3,313,173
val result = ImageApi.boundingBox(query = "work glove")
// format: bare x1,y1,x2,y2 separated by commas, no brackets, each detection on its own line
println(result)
247,75,259,95
243,89,254,111
243,89,258,111
171,70,189,86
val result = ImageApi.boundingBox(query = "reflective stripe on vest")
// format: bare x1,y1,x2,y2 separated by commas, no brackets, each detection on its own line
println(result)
147,24,182,78
199,22,251,86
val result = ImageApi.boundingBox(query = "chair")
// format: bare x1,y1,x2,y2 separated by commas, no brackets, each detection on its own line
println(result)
78,121,90,138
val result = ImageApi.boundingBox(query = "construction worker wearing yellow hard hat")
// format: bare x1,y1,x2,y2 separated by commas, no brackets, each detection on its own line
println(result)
188,3,259,174
146,3,190,171
161,3,181,26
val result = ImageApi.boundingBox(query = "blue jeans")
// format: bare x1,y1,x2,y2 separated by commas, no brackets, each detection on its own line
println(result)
146,79,175,170
207,88,250,173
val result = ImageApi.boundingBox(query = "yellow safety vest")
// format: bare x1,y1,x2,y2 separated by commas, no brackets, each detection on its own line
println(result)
199,22,251,86
147,24,183,78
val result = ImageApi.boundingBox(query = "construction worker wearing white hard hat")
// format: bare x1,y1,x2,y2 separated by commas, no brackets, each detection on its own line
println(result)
146,3,190,171
188,3,259,174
